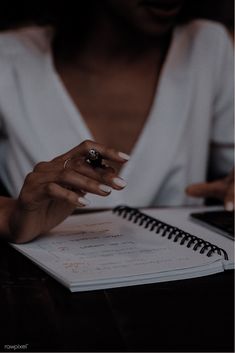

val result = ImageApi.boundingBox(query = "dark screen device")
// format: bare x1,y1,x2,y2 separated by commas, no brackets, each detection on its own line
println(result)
190,210,234,241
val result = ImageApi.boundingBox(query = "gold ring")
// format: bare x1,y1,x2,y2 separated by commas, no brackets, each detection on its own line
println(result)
63,158,71,169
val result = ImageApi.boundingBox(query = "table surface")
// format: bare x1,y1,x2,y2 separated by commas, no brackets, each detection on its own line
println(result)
0,238,234,352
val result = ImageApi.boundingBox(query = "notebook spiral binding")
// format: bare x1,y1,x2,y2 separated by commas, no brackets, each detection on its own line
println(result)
113,205,228,261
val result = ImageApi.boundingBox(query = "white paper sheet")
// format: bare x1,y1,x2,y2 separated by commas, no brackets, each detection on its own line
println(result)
12,208,227,291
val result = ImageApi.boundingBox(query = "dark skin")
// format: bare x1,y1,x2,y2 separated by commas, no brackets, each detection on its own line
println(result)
0,0,233,243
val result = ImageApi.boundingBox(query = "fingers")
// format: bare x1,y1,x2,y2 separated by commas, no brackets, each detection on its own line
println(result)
19,172,90,209
23,167,127,203
67,161,126,190
57,169,112,196
57,168,127,196
224,183,234,211
186,180,226,200
59,140,130,164
26,140,130,210
46,183,90,207
33,140,129,192
186,176,234,211
33,147,128,196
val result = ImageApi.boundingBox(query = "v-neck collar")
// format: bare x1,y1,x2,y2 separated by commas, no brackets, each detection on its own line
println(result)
49,28,177,172
48,26,190,206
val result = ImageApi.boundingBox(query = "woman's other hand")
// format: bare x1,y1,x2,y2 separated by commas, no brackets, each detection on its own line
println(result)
186,169,234,211
9,140,129,243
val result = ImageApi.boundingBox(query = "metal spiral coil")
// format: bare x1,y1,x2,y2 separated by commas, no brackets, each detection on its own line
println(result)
113,205,228,260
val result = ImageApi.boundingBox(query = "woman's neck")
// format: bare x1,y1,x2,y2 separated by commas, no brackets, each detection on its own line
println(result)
53,5,172,71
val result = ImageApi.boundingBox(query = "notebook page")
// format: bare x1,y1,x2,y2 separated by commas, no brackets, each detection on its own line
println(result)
12,210,223,287
145,207,234,269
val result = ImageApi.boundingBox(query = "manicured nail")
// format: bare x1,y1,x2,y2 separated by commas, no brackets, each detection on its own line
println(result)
99,184,112,193
113,177,127,188
77,197,90,206
118,152,130,161
225,202,234,211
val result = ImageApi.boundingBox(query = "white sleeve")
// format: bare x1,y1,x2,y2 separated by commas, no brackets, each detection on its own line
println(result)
209,27,234,178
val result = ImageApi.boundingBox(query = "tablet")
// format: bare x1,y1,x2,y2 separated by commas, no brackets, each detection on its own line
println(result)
190,210,234,241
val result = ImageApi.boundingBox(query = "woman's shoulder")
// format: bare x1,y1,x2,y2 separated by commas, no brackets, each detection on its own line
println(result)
0,26,53,86
181,19,229,36
0,26,52,60
174,19,232,69
176,19,231,51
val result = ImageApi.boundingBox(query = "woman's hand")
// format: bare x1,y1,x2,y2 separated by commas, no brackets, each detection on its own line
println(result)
8,140,129,244
186,169,234,211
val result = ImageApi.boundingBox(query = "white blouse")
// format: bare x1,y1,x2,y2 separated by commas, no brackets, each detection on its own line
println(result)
0,20,233,208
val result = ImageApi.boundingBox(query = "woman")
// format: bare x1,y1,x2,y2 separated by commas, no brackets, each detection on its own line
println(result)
0,1,233,210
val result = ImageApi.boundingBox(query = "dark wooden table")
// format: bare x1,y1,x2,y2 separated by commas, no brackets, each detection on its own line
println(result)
0,239,234,352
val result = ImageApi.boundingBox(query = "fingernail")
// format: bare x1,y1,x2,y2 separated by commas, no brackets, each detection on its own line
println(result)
99,184,112,193
118,152,130,161
113,177,127,188
225,202,234,211
77,197,90,206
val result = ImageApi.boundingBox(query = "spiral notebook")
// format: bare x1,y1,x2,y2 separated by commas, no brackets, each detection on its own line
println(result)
12,206,234,292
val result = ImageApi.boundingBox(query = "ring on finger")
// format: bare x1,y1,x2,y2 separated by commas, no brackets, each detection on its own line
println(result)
63,158,71,170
